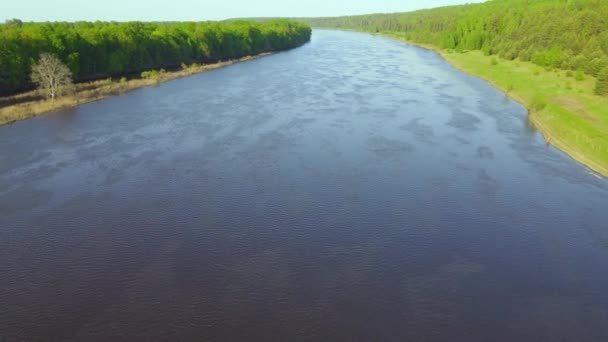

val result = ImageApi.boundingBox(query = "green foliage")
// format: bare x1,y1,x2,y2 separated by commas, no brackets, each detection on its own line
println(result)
0,20,311,95
5,19,23,27
141,70,160,80
531,93,547,111
490,57,498,66
119,77,127,84
302,0,608,78
595,67,608,96
575,70,585,81
566,70,574,77
586,57,608,76
532,46,563,68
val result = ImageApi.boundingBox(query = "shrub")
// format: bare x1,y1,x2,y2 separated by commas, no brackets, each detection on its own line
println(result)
518,48,532,61
490,57,498,66
533,68,541,76
181,62,188,70
571,55,588,71
531,93,547,111
500,49,517,60
119,77,127,84
557,51,574,69
141,70,159,79
575,70,585,81
566,70,574,77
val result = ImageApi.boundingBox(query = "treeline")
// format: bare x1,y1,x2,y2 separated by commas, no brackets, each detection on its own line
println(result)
301,0,608,85
0,20,311,96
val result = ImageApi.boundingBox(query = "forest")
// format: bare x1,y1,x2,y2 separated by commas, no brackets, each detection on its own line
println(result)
301,0,608,94
0,20,311,96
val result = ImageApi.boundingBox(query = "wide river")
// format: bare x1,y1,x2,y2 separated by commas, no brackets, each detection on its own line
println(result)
2,30,608,341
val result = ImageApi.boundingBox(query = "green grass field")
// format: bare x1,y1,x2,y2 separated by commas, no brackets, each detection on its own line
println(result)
385,32,608,176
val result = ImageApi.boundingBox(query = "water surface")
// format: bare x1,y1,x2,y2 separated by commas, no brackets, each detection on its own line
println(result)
2,30,608,341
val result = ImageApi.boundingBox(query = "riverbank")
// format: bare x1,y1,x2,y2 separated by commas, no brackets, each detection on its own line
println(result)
381,32,608,177
0,53,272,126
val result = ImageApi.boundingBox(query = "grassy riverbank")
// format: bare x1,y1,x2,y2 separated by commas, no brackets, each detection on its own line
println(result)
383,32,608,177
0,53,270,126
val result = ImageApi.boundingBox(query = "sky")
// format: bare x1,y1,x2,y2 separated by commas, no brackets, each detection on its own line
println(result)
3,0,486,22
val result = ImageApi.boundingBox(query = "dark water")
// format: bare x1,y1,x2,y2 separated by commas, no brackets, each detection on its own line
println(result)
2,30,608,341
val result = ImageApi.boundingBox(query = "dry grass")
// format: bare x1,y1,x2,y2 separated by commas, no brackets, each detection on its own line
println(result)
0,53,271,126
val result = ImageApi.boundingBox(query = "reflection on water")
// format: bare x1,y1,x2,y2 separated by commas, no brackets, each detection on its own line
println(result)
1,30,608,341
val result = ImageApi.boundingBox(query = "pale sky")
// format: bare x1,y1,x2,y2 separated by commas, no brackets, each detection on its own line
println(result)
3,0,486,22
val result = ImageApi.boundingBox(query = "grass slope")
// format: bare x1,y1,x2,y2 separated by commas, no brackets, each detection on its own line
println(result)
383,32,608,176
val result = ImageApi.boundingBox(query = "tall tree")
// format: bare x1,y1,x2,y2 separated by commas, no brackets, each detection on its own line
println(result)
301,0,608,77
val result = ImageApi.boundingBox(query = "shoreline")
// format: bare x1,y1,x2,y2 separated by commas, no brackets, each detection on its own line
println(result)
527,112,608,177
374,32,608,177
0,52,274,126
3,29,606,177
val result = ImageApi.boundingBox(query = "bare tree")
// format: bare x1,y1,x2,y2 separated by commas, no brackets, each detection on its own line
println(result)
30,53,73,100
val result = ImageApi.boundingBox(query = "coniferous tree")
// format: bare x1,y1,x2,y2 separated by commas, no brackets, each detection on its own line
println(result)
595,67,608,96
301,0,608,79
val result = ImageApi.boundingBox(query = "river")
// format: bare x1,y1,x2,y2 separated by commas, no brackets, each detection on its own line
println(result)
1,30,608,341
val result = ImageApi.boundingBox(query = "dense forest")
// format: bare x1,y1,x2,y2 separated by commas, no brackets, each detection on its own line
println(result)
301,0,608,90
0,20,311,96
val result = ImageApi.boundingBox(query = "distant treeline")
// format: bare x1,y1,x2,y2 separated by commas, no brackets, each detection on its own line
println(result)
301,0,608,77
0,20,311,95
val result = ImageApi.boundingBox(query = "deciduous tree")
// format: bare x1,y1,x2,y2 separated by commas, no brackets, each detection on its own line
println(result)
30,53,73,100
0,20,311,96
